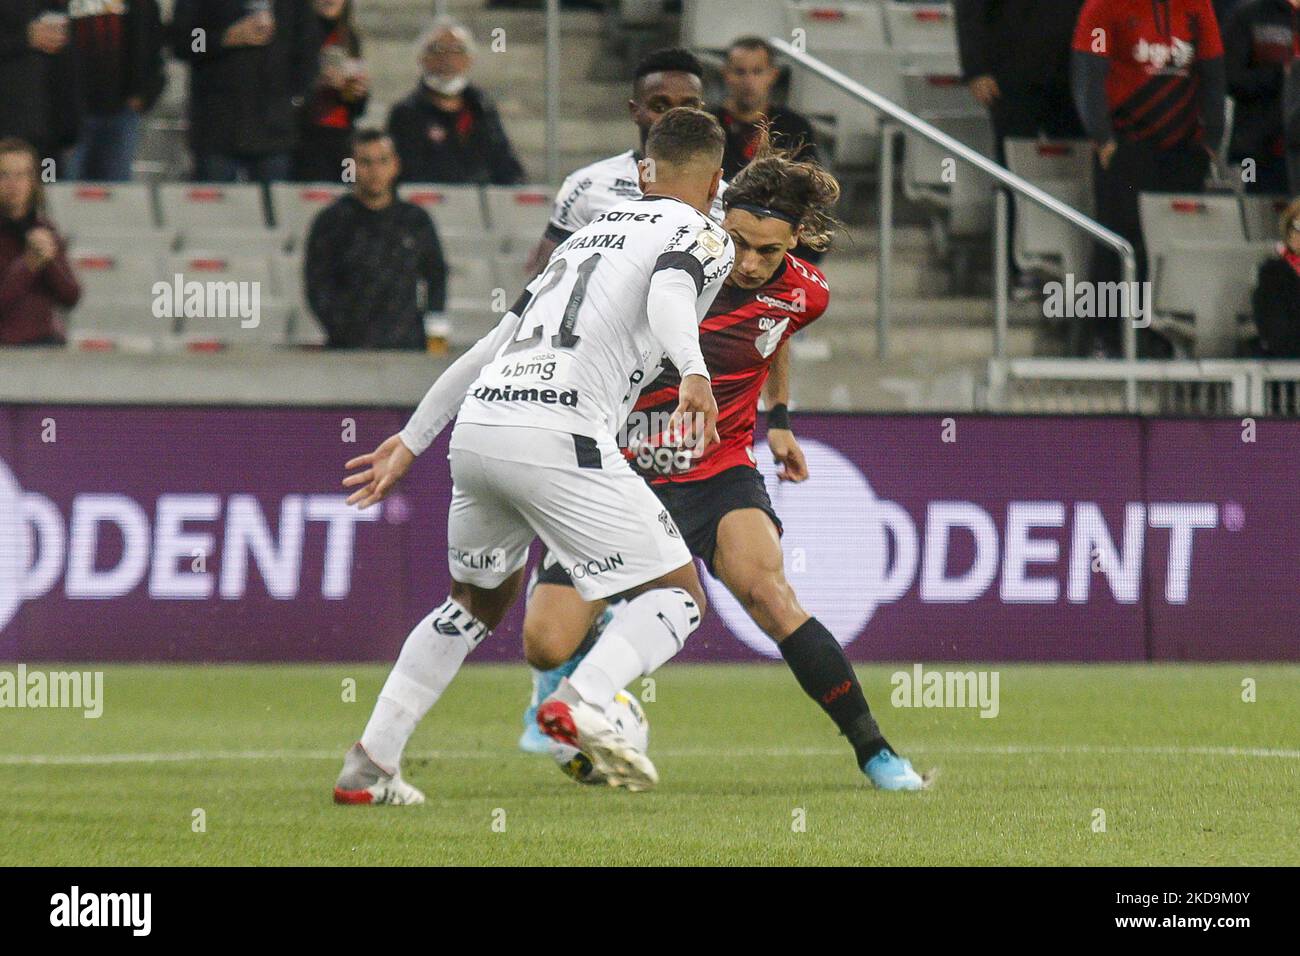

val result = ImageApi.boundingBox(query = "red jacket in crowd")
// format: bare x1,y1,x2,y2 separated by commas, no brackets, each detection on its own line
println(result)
0,212,81,345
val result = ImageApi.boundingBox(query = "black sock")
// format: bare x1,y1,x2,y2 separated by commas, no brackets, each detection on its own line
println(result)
778,617,891,766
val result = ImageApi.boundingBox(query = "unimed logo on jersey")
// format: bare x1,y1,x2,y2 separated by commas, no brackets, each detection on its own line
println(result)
705,440,1229,659
0,456,376,635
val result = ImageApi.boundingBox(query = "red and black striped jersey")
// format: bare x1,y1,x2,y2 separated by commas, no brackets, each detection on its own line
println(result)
626,254,829,483
1073,0,1224,149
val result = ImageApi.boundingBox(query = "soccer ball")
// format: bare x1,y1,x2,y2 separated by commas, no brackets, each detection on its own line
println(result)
551,689,650,785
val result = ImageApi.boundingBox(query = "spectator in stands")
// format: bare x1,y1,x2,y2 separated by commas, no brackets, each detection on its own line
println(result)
387,17,525,185
172,0,322,184
1252,196,1300,354
0,2,80,163
0,138,80,346
304,129,447,350
957,1,1086,147
66,0,165,182
1224,0,1299,194
1072,0,1226,355
709,37,818,180
957,0,1086,299
294,0,369,183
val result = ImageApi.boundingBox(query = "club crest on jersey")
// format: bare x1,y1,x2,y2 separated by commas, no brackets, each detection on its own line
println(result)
658,509,682,539
754,316,791,358
697,228,726,258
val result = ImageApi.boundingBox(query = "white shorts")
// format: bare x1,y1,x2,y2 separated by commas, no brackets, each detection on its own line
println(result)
446,423,692,601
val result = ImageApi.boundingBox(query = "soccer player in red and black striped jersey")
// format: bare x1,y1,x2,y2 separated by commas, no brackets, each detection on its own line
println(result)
520,143,928,791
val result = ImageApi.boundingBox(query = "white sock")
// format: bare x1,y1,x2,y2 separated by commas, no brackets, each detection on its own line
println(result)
360,597,489,772
568,587,700,708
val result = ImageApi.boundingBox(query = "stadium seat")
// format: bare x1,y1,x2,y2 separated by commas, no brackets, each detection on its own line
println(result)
1139,193,1246,268
884,1,959,66
1008,177,1093,280
178,301,292,347
900,60,979,118
159,183,285,251
158,183,268,229
785,2,901,149
66,299,178,351
68,231,175,256
1240,194,1291,244
1151,240,1276,357
1004,139,1096,279
1003,138,1093,188
484,186,555,247
398,184,486,233
269,182,348,242
69,250,163,302
446,257,499,316
682,0,788,50
45,182,159,234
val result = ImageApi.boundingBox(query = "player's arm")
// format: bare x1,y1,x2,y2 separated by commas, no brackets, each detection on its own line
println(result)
526,173,583,277
343,298,528,509
647,258,719,454
764,342,808,483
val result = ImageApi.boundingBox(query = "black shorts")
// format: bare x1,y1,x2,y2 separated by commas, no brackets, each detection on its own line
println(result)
533,465,782,588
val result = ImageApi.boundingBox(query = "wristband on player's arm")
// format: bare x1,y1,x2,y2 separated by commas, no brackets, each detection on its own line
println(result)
767,403,791,431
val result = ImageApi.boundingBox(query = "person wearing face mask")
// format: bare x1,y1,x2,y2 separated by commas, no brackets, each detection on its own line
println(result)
294,0,369,183
386,17,524,186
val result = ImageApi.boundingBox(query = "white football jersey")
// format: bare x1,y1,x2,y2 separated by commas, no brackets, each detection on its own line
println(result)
545,149,727,241
458,195,735,439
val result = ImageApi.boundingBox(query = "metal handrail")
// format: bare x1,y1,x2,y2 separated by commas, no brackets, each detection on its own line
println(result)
770,37,1144,411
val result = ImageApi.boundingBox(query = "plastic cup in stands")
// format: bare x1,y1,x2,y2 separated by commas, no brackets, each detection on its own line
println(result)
424,315,451,356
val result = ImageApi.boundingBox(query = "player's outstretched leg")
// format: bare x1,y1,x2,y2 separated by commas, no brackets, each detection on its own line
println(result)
537,566,705,791
712,508,930,791
333,591,498,805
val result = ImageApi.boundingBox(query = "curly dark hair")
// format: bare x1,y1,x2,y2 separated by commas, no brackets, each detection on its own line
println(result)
723,129,841,251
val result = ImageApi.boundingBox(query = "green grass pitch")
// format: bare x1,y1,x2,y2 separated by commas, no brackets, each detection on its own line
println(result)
1,663,1296,866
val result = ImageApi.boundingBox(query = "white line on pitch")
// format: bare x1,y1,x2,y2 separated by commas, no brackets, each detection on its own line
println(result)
1,742,1298,766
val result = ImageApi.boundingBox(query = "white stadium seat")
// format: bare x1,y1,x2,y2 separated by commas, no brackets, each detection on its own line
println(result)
158,183,268,230
1239,194,1291,244
1151,241,1276,357
69,250,163,301
1139,193,1246,268
269,183,348,240
45,182,158,234
785,2,901,149
682,0,788,50
398,184,486,233
1004,139,1096,279
885,1,959,64
483,186,554,245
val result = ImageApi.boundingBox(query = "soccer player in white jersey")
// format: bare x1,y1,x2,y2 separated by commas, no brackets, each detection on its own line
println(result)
525,47,726,276
332,108,735,803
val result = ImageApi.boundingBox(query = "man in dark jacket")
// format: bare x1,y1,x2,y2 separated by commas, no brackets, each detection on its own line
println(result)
304,130,447,350
67,0,166,182
1225,0,1299,193
0,138,81,345
172,0,322,184
0,1,80,162
387,18,524,185
956,0,1087,150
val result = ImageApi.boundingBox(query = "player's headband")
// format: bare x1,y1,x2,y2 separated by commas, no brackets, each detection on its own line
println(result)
726,201,801,226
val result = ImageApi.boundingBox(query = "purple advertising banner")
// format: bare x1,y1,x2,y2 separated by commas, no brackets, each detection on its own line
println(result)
0,406,1295,662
